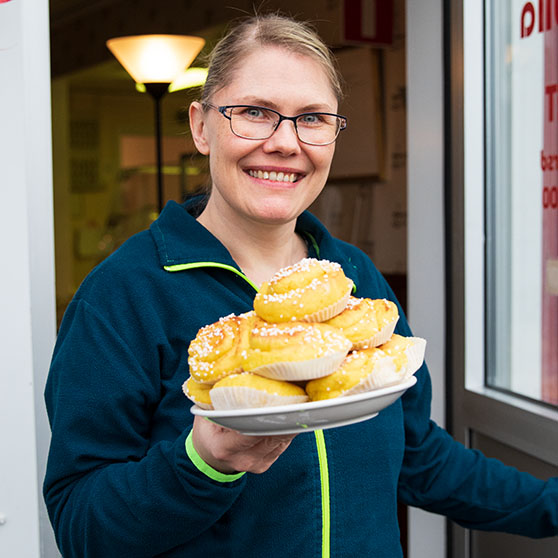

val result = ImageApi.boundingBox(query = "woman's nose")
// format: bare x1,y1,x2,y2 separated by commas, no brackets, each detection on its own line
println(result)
262,119,302,155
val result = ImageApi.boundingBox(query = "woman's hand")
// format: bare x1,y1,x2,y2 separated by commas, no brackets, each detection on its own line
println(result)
192,415,296,474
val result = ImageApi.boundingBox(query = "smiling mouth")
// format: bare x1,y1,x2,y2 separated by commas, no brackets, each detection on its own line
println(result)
247,169,302,183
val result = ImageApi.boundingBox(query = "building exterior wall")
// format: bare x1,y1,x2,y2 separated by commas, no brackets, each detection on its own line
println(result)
0,0,58,555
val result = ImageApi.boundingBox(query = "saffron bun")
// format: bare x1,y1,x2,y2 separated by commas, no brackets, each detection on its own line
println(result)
377,334,426,378
305,348,399,401
253,258,353,323
182,376,213,410
324,297,399,350
209,372,309,410
243,319,352,381
305,335,426,401
187,312,255,385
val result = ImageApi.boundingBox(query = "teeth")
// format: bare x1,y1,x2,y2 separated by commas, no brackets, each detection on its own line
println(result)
248,170,299,183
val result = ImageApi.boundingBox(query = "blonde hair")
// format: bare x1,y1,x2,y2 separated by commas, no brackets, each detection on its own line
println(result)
201,13,344,104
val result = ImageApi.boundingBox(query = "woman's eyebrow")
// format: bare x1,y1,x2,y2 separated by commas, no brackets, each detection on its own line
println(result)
233,97,334,113
233,97,282,110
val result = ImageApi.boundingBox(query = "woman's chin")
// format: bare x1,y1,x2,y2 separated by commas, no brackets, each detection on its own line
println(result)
247,201,304,225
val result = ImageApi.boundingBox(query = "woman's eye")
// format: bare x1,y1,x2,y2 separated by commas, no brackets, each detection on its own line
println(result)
299,114,322,125
242,107,266,119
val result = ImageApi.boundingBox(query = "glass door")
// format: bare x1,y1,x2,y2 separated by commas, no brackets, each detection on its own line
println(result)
484,0,557,407
447,1,558,556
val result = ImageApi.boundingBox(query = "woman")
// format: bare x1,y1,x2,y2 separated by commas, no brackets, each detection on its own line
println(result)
44,13,557,558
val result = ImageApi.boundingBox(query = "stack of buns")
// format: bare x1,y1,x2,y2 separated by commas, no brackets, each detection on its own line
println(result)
183,258,425,410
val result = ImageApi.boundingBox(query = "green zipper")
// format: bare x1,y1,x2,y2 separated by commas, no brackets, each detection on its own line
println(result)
165,258,331,557
163,262,259,291
314,430,330,558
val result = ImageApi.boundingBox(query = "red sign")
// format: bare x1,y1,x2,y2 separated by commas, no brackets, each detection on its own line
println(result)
541,19,558,404
521,0,558,38
343,0,393,46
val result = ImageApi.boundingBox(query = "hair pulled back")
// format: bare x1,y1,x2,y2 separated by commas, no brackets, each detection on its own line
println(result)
201,13,344,105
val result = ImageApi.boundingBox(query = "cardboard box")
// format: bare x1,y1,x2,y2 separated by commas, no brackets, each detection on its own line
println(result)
329,47,384,179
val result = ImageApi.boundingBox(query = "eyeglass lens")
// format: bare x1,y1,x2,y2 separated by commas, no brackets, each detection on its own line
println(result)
228,106,342,145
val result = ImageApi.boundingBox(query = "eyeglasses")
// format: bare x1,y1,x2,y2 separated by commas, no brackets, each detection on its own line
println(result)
204,103,347,146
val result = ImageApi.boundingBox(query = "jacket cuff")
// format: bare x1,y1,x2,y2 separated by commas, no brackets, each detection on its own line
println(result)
185,430,246,483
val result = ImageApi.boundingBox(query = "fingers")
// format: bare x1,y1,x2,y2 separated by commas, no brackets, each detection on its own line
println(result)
192,416,296,474
234,435,296,474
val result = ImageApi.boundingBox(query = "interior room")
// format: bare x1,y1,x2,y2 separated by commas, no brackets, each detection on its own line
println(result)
49,0,409,327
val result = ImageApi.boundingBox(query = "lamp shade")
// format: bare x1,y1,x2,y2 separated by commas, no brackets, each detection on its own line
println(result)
106,34,205,84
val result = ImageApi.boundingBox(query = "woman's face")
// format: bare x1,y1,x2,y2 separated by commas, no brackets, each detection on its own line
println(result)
190,46,339,227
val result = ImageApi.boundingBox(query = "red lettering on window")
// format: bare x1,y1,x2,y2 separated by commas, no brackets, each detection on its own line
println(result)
541,152,558,170
522,2,536,37
543,187,558,208
546,84,558,121
521,0,558,36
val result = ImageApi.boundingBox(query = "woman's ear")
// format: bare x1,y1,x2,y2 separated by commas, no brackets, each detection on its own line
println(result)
189,101,210,155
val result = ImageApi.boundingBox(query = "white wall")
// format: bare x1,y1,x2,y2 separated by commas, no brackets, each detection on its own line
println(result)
0,0,58,556
406,0,447,557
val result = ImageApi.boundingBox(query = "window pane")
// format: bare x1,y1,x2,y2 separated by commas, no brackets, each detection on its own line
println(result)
485,0,558,406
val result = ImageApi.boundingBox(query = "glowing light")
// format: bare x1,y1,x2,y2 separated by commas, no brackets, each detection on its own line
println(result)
169,67,208,92
106,34,205,84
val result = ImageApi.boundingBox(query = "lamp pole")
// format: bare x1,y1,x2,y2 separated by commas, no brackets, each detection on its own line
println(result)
144,83,169,214
105,34,205,214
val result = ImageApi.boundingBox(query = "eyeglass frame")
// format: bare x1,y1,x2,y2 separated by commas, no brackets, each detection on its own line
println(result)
203,102,347,146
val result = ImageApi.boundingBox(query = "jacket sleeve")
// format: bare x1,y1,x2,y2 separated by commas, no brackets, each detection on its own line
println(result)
44,298,246,557
397,357,558,537
347,249,557,538
391,301,558,537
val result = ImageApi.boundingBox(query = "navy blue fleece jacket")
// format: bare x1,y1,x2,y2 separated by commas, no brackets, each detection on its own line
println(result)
44,200,558,557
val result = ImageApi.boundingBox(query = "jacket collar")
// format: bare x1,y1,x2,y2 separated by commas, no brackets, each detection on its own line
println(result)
150,200,236,268
149,199,360,290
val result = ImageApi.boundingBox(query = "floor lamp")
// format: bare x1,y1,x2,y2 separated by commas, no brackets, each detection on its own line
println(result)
106,34,205,213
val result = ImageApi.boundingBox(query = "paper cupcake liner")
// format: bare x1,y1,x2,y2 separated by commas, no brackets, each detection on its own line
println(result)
209,386,309,410
250,349,349,381
182,380,214,410
302,284,353,323
342,355,406,395
342,338,426,396
352,317,399,350
403,337,427,378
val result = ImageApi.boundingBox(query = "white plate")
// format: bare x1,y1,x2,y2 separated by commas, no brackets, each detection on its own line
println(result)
190,376,417,435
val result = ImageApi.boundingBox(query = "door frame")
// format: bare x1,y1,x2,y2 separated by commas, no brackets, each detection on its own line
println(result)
0,0,58,556
406,0,447,556
447,1,558,556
